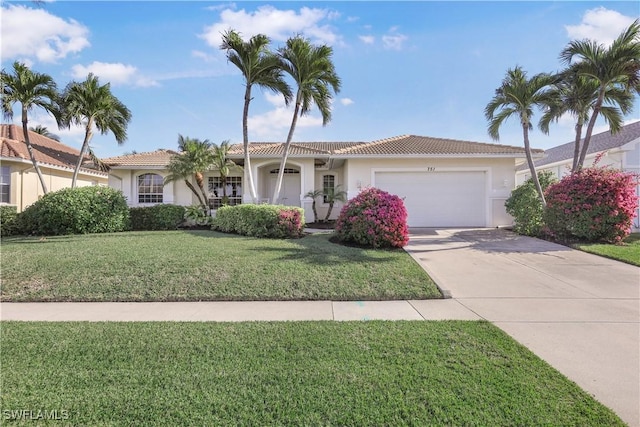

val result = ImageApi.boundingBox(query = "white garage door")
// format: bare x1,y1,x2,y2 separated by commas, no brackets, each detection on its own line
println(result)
375,171,486,227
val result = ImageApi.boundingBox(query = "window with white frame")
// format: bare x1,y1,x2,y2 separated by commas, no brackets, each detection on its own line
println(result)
138,173,163,203
208,176,242,209
0,166,10,204
323,175,335,203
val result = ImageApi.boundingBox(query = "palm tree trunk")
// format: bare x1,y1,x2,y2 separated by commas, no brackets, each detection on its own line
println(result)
571,122,583,173
243,85,258,203
324,201,335,222
184,179,205,206
311,199,318,223
272,93,302,204
195,171,209,206
577,92,604,170
21,109,49,194
72,119,93,188
522,124,546,206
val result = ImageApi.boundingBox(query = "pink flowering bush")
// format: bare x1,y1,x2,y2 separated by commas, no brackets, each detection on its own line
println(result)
543,167,639,243
334,187,409,248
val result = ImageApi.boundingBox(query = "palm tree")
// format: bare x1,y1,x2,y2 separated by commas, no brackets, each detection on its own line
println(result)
559,19,640,170
539,67,632,172
173,135,214,204
211,140,239,204
323,184,347,222
59,73,131,188
304,189,323,223
221,29,293,203
29,124,60,141
164,154,207,207
1,61,59,194
271,36,341,204
485,66,556,205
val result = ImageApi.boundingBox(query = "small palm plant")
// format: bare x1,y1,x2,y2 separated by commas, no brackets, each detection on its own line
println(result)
305,189,323,223
323,185,347,222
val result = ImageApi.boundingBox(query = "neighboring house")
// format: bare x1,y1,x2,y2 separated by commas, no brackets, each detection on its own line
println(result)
516,121,640,230
0,124,108,212
104,135,541,228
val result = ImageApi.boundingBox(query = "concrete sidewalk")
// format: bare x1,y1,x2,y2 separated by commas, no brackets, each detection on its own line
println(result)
0,299,480,322
405,228,640,427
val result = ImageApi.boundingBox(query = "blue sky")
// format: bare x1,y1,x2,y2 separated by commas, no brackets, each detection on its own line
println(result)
2,1,639,158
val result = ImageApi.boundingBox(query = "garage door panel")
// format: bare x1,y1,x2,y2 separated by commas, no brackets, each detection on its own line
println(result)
375,171,485,227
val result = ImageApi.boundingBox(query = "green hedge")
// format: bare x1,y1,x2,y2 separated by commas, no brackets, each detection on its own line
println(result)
18,186,130,235
0,205,18,236
129,205,186,231
212,204,304,238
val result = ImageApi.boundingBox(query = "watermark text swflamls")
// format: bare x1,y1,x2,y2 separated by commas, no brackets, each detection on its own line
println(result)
2,409,70,421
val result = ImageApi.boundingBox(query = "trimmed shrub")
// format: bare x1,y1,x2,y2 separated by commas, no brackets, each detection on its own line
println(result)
18,186,129,235
505,171,556,236
334,187,409,248
129,204,186,231
0,205,18,236
212,204,305,238
543,167,639,243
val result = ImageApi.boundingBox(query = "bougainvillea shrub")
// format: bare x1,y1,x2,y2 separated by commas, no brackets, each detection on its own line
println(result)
543,167,639,243
334,187,409,248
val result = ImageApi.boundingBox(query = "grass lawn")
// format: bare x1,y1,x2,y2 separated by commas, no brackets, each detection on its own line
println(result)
575,233,640,266
0,230,440,302
0,321,624,426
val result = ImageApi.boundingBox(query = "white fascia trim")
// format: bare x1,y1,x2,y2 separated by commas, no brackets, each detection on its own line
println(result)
1,156,107,178
108,165,168,170
334,153,542,159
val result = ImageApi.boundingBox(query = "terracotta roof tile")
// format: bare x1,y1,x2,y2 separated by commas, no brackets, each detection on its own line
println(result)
103,149,179,167
227,142,364,157
336,135,542,156
519,121,640,170
0,124,107,176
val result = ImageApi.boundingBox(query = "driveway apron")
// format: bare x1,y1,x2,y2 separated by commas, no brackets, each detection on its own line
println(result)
405,228,640,427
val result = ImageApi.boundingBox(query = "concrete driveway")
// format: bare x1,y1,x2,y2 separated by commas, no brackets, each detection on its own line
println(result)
405,228,640,427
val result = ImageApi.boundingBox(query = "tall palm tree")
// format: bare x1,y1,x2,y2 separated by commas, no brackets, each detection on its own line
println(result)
29,124,60,141
1,61,59,194
174,134,214,204
559,19,640,170
59,73,131,187
539,67,632,172
211,140,239,203
485,66,556,205
221,29,292,203
272,36,341,204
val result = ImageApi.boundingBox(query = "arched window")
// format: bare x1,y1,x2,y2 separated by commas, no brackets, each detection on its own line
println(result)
138,173,163,203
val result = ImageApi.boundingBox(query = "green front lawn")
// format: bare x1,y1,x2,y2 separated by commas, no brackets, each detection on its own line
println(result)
0,321,624,426
0,230,440,302
575,233,640,266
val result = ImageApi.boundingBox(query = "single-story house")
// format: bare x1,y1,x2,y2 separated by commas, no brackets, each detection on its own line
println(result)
0,124,109,212
516,121,640,230
104,135,542,228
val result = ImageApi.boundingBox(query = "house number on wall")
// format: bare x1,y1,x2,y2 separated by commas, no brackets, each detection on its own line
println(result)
426,167,436,172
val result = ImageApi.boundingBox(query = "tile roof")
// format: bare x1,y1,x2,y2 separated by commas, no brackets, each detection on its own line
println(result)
517,121,640,171
0,124,107,176
335,135,542,156
226,141,365,157
103,149,179,167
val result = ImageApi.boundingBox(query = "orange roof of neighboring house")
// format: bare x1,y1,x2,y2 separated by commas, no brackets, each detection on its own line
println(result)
103,149,179,167
0,124,107,176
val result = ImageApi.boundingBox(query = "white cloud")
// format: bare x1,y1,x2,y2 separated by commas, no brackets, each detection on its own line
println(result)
200,5,342,47
359,35,375,44
565,7,636,46
205,3,236,12
248,92,323,139
382,28,408,50
191,50,219,63
340,98,354,106
1,4,90,63
71,61,158,87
